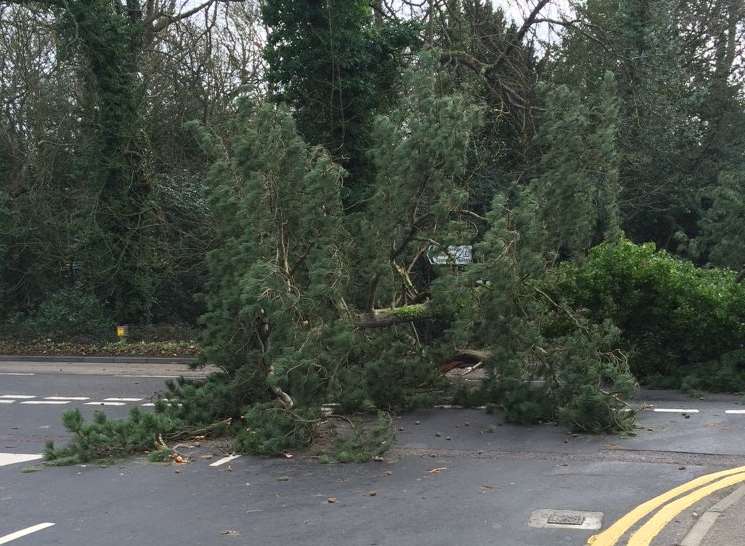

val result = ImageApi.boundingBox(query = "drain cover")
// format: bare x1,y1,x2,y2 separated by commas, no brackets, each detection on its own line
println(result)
529,509,603,530
547,513,585,526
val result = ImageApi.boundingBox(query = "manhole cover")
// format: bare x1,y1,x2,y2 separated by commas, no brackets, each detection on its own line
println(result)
547,513,585,526
529,509,603,530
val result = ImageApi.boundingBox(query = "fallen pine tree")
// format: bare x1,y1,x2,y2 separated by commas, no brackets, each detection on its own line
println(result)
45,71,642,464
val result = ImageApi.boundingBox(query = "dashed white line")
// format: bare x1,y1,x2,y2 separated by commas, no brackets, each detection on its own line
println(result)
0,522,55,544
85,401,126,406
0,395,35,399
114,374,182,379
0,372,35,376
210,454,241,467
0,400,15,405
104,397,143,402
725,410,745,415
20,400,70,405
0,453,43,467
141,403,155,407
44,396,90,401
653,408,700,413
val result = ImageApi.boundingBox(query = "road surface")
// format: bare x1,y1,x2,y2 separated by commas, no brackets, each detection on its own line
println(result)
1,359,745,545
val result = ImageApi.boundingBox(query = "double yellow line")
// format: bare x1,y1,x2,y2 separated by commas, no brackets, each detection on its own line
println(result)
587,465,745,546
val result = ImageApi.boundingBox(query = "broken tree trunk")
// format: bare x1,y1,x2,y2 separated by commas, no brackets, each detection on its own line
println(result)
440,349,493,373
355,302,433,328
353,304,493,375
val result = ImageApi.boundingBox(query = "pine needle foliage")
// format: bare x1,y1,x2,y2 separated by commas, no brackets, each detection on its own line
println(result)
45,408,178,465
531,72,622,258
699,172,745,273
199,103,348,404
45,61,488,463
434,190,637,433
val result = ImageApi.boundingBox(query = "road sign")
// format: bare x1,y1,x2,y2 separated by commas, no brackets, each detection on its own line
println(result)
427,245,473,265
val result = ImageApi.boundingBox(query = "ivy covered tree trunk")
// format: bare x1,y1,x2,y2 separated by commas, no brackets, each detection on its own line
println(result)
57,0,152,321
261,0,417,204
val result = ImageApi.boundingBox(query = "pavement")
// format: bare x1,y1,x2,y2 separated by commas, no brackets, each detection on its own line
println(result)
2,358,745,545
701,486,745,545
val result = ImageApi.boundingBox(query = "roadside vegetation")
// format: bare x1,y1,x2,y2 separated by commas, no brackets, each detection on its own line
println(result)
2,0,744,463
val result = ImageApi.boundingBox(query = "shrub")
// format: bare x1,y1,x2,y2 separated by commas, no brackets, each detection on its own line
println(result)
679,350,745,393
20,288,114,338
551,240,745,385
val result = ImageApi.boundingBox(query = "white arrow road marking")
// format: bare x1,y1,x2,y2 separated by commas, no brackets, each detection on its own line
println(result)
0,453,43,467
0,523,55,544
210,454,241,467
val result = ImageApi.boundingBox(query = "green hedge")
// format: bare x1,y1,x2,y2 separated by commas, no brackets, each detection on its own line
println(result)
551,240,745,389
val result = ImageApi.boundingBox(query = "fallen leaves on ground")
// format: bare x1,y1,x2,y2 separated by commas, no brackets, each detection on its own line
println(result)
0,338,199,358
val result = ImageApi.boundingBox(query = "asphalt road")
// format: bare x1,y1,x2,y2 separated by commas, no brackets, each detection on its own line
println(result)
2,362,745,546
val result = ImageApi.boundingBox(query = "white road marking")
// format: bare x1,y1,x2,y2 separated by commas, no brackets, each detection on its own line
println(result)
0,522,55,544
725,410,745,415
210,454,241,467
85,401,126,406
0,395,35,399
141,403,155,407
0,453,43,467
0,400,15,405
0,373,35,376
114,374,182,379
653,408,700,413
44,396,90,401
20,400,70,405
104,397,143,402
